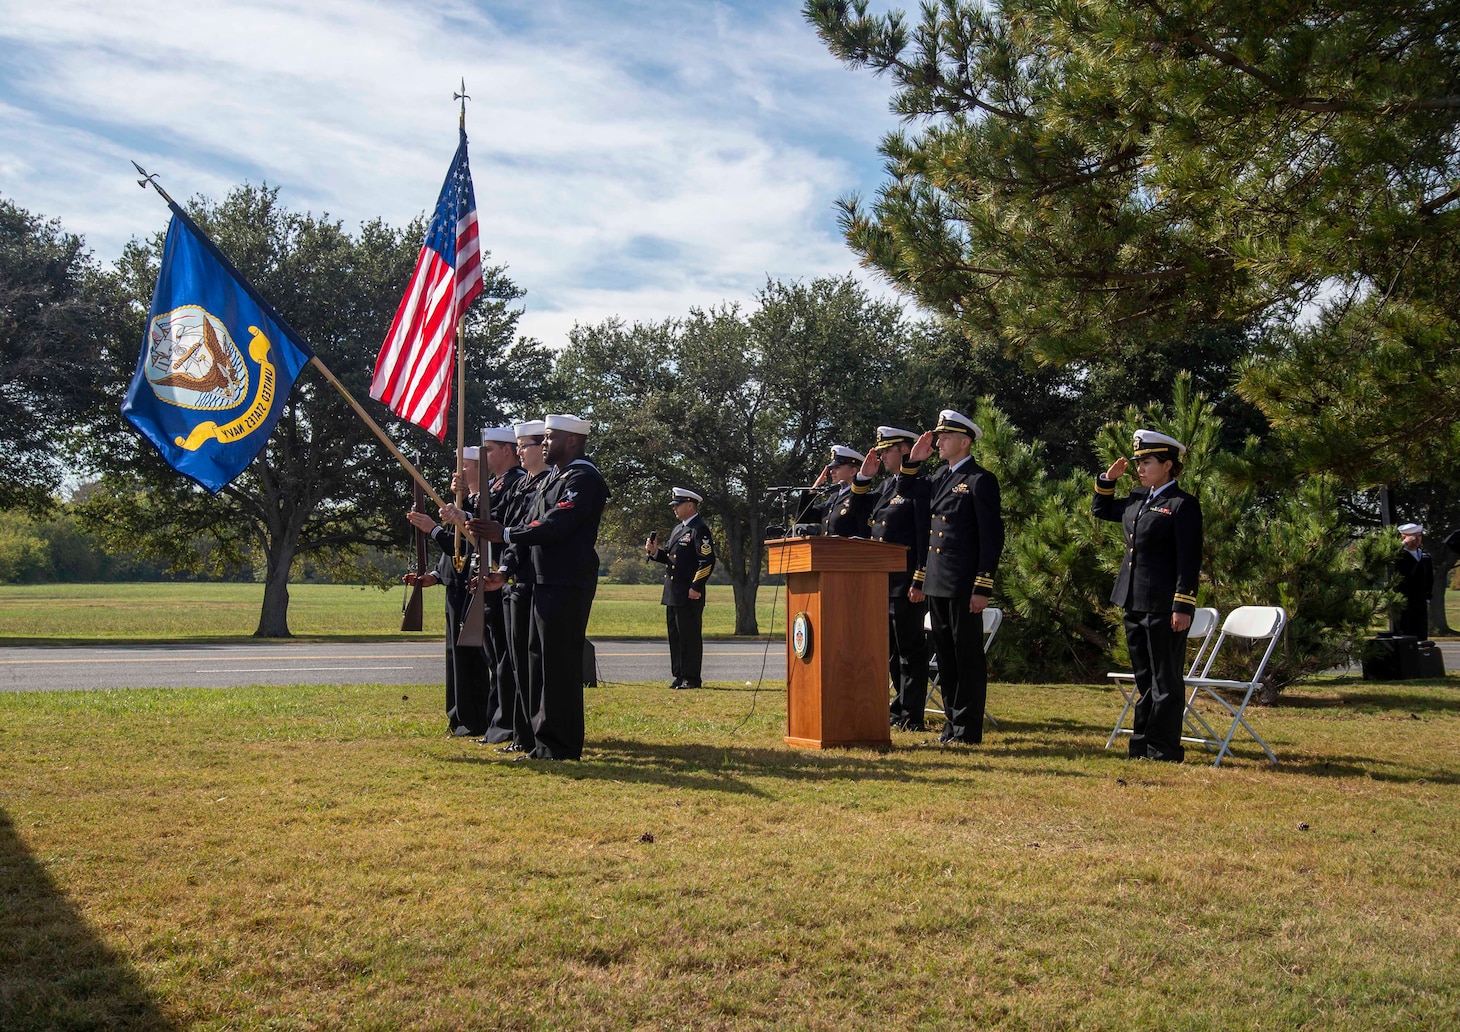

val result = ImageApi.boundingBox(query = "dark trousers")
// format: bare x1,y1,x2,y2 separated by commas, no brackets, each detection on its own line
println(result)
481,593,514,742
505,587,537,750
1398,601,1429,639
888,592,929,726
444,588,490,734
665,604,704,686
927,592,985,743
528,582,597,759
1124,610,1189,761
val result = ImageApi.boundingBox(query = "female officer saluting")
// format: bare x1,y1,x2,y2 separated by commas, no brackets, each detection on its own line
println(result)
1093,429,1203,762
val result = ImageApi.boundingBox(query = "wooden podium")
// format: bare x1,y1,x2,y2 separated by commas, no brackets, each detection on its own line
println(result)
766,537,908,749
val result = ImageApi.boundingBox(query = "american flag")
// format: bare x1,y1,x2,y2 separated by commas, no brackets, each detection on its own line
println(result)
370,128,484,439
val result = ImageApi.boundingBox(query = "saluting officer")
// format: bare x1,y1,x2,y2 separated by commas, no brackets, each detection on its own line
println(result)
1093,429,1203,763
645,487,718,689
859,426,931,731
472,414,609,761
904,410,1004,745
476,426,527,745
796,445,875,536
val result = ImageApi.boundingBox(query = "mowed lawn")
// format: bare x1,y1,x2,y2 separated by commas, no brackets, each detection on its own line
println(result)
0,582,780,644
2,674,1459,1030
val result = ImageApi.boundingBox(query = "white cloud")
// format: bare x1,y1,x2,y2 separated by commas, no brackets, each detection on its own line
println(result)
0,0,905,346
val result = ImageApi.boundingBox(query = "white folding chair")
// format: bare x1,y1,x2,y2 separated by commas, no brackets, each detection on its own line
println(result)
1181,605,1287,767
924,607,1002,728
1104,607,1220,750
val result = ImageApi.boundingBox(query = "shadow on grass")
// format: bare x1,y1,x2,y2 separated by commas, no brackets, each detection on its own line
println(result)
0,809,178,1031
440,731,1106,793
1282,686,1460,715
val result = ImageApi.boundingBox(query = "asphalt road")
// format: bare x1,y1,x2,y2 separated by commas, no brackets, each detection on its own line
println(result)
0,639,786,693
0,640,1453,694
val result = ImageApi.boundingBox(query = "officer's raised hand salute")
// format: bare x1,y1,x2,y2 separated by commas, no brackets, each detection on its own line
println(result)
866,425,933,731
1093,429,1203,762
796,445,875,536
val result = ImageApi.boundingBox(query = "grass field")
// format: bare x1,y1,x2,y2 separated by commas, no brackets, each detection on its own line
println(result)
2,673,1458,1030
0,582,783,644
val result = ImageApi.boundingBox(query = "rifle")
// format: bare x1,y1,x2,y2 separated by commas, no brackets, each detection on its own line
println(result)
400,477,426,632
456,445,491,647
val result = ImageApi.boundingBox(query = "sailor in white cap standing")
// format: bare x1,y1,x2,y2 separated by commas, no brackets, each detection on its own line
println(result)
475,427,528,745
905,409,1004,744
1395,523,1433,639
471,414,609,760
492,420,551,753
406,446,491,737
645,487,717,689
1093,429,1203,762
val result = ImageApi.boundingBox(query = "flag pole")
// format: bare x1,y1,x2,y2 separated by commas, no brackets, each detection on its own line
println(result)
131,161,448,511
450,79,472,570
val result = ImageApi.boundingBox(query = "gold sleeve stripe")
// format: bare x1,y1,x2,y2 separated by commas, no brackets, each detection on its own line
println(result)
850,483,870,494
1173,592,1197,604
1094,481,1115,495
692,567,712,582
900,462,922,475
913,570,925,582
974,576,995,588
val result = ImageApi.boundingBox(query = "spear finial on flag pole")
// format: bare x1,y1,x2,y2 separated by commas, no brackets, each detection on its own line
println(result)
454,78,470,130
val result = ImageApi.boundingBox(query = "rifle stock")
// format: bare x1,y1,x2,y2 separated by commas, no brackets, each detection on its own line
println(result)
400,478,426,632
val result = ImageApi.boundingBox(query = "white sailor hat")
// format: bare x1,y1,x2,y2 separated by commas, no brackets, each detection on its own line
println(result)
482,426,517,444
1132,429,1187,459
828,444,865,466
1397,522,1424,535
934,409,982,439
875,425,919,449
461,446,480,461
544,413,591,435
671,487,703,505
513,419,546,439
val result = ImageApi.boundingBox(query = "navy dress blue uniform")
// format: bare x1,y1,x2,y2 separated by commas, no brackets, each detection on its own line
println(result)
479,462,526,743
902,420,1003,744
503,456,610,759
499,467,550,750
870,446,931,729
429,495,490,735
1093,432,1203,762
1395,540,1433,639
648,503,717,688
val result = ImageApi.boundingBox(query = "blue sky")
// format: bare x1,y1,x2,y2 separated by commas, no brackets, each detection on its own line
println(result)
0,0,907,347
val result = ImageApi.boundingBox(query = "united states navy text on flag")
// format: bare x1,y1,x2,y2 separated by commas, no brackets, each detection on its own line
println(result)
370,128,484,439
122,205,315,494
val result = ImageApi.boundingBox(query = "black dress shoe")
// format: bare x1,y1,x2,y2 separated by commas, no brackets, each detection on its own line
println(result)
679,681,701,689
497,742,521,753
452,726,479,737
668,680,683,690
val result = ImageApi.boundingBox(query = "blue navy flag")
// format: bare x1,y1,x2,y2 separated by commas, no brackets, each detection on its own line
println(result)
122,205,315,493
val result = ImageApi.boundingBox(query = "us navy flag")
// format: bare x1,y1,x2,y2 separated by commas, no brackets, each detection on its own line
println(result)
122,206,314,493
